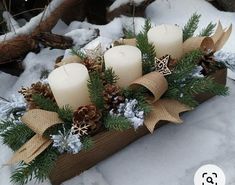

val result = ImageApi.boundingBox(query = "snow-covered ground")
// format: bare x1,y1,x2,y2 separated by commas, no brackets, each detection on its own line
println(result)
1,0,235,184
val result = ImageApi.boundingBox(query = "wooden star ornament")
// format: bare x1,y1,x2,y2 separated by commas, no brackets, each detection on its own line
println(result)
155,55,172,76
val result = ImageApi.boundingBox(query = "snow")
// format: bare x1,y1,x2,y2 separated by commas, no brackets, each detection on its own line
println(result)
109,0,146,12
6,48,64,99
1,0,235,185
65,29,99,48
2,11,20,32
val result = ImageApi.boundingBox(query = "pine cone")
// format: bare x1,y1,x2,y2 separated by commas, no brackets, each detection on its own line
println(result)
167,55,178,70
199,52,217,75
103,84,124,111
81,57,103,73
19,82,55,109
72,105,101,137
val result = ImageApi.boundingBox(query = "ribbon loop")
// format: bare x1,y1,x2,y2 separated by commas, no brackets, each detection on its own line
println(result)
8,110,63,164
183,22,232,55
130,72,168,103
22,109,63,135
129,72,190,133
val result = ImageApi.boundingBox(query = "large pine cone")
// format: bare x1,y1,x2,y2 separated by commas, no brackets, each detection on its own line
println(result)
81,57,103,73
72,105,101,137
103,84,124,111
19,82,55,109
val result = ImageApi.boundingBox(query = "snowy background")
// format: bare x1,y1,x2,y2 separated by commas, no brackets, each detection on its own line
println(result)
1,0,235,184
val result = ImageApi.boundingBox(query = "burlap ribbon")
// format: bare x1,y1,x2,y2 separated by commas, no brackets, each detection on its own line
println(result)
131,72,191,133
8,109,63,164
183,21,232,54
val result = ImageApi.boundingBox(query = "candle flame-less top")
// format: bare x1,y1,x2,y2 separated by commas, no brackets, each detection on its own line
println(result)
104,45,142,87
147,24,183,59
48,63,90,110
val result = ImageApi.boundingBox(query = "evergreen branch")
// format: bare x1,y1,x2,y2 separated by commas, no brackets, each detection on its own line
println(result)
70,47,86,60
123,87,151,115
104,115,131,131
142,19,152,35
103,68,119,85
81,137,93,151
57,106,73,123
136,19,156,74
199,22,216,37
167,50,203,82
0,124,34,151
188,77,229,96
183,13,201,41
0,120,15,133
123,28,136,38
136,33,156,74
165,77,229,107
88,72,105,110
11,148,59,185
165,49,228,107
32,94,58,112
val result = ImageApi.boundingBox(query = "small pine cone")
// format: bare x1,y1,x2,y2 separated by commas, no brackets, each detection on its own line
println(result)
103,84,125,111
81,58,103,73
199,52,217,75
72,105,101,137
19,82,55,109
167,56,178,70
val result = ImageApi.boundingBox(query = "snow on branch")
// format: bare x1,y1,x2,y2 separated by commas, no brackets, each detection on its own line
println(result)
0,0,64,42
109,0,147,12
2,11,20,32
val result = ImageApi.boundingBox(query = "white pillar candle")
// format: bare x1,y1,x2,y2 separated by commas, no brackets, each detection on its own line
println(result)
48,63,90,110
147,24,183,59
104,45,142,88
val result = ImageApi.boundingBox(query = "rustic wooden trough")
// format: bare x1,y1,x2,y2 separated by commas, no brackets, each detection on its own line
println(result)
49,69,227,185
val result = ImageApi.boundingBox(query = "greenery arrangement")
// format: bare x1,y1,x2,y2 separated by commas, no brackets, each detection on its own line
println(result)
0,14,229,185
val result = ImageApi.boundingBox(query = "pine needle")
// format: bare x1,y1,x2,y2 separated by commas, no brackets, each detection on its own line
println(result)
104,115,131,131
11,148,59,185
32,94,58,112
165,50,228,107
103,68,119,85
88,72,105,110
0,124,34,151
136,19,156,74
57,106,73,123
183,13,201,41
199,22,216,37
81,137,93,151
70,47,86,59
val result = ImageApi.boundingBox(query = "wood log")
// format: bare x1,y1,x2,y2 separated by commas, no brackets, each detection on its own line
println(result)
0,0,154,68
0,0,82,65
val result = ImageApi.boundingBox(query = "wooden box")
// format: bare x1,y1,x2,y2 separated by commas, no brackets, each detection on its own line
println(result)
49,69,227,185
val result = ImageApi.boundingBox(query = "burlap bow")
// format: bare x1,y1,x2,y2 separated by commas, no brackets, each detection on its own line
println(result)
131,72,191,133
8,109,63,164
183,21,232,54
